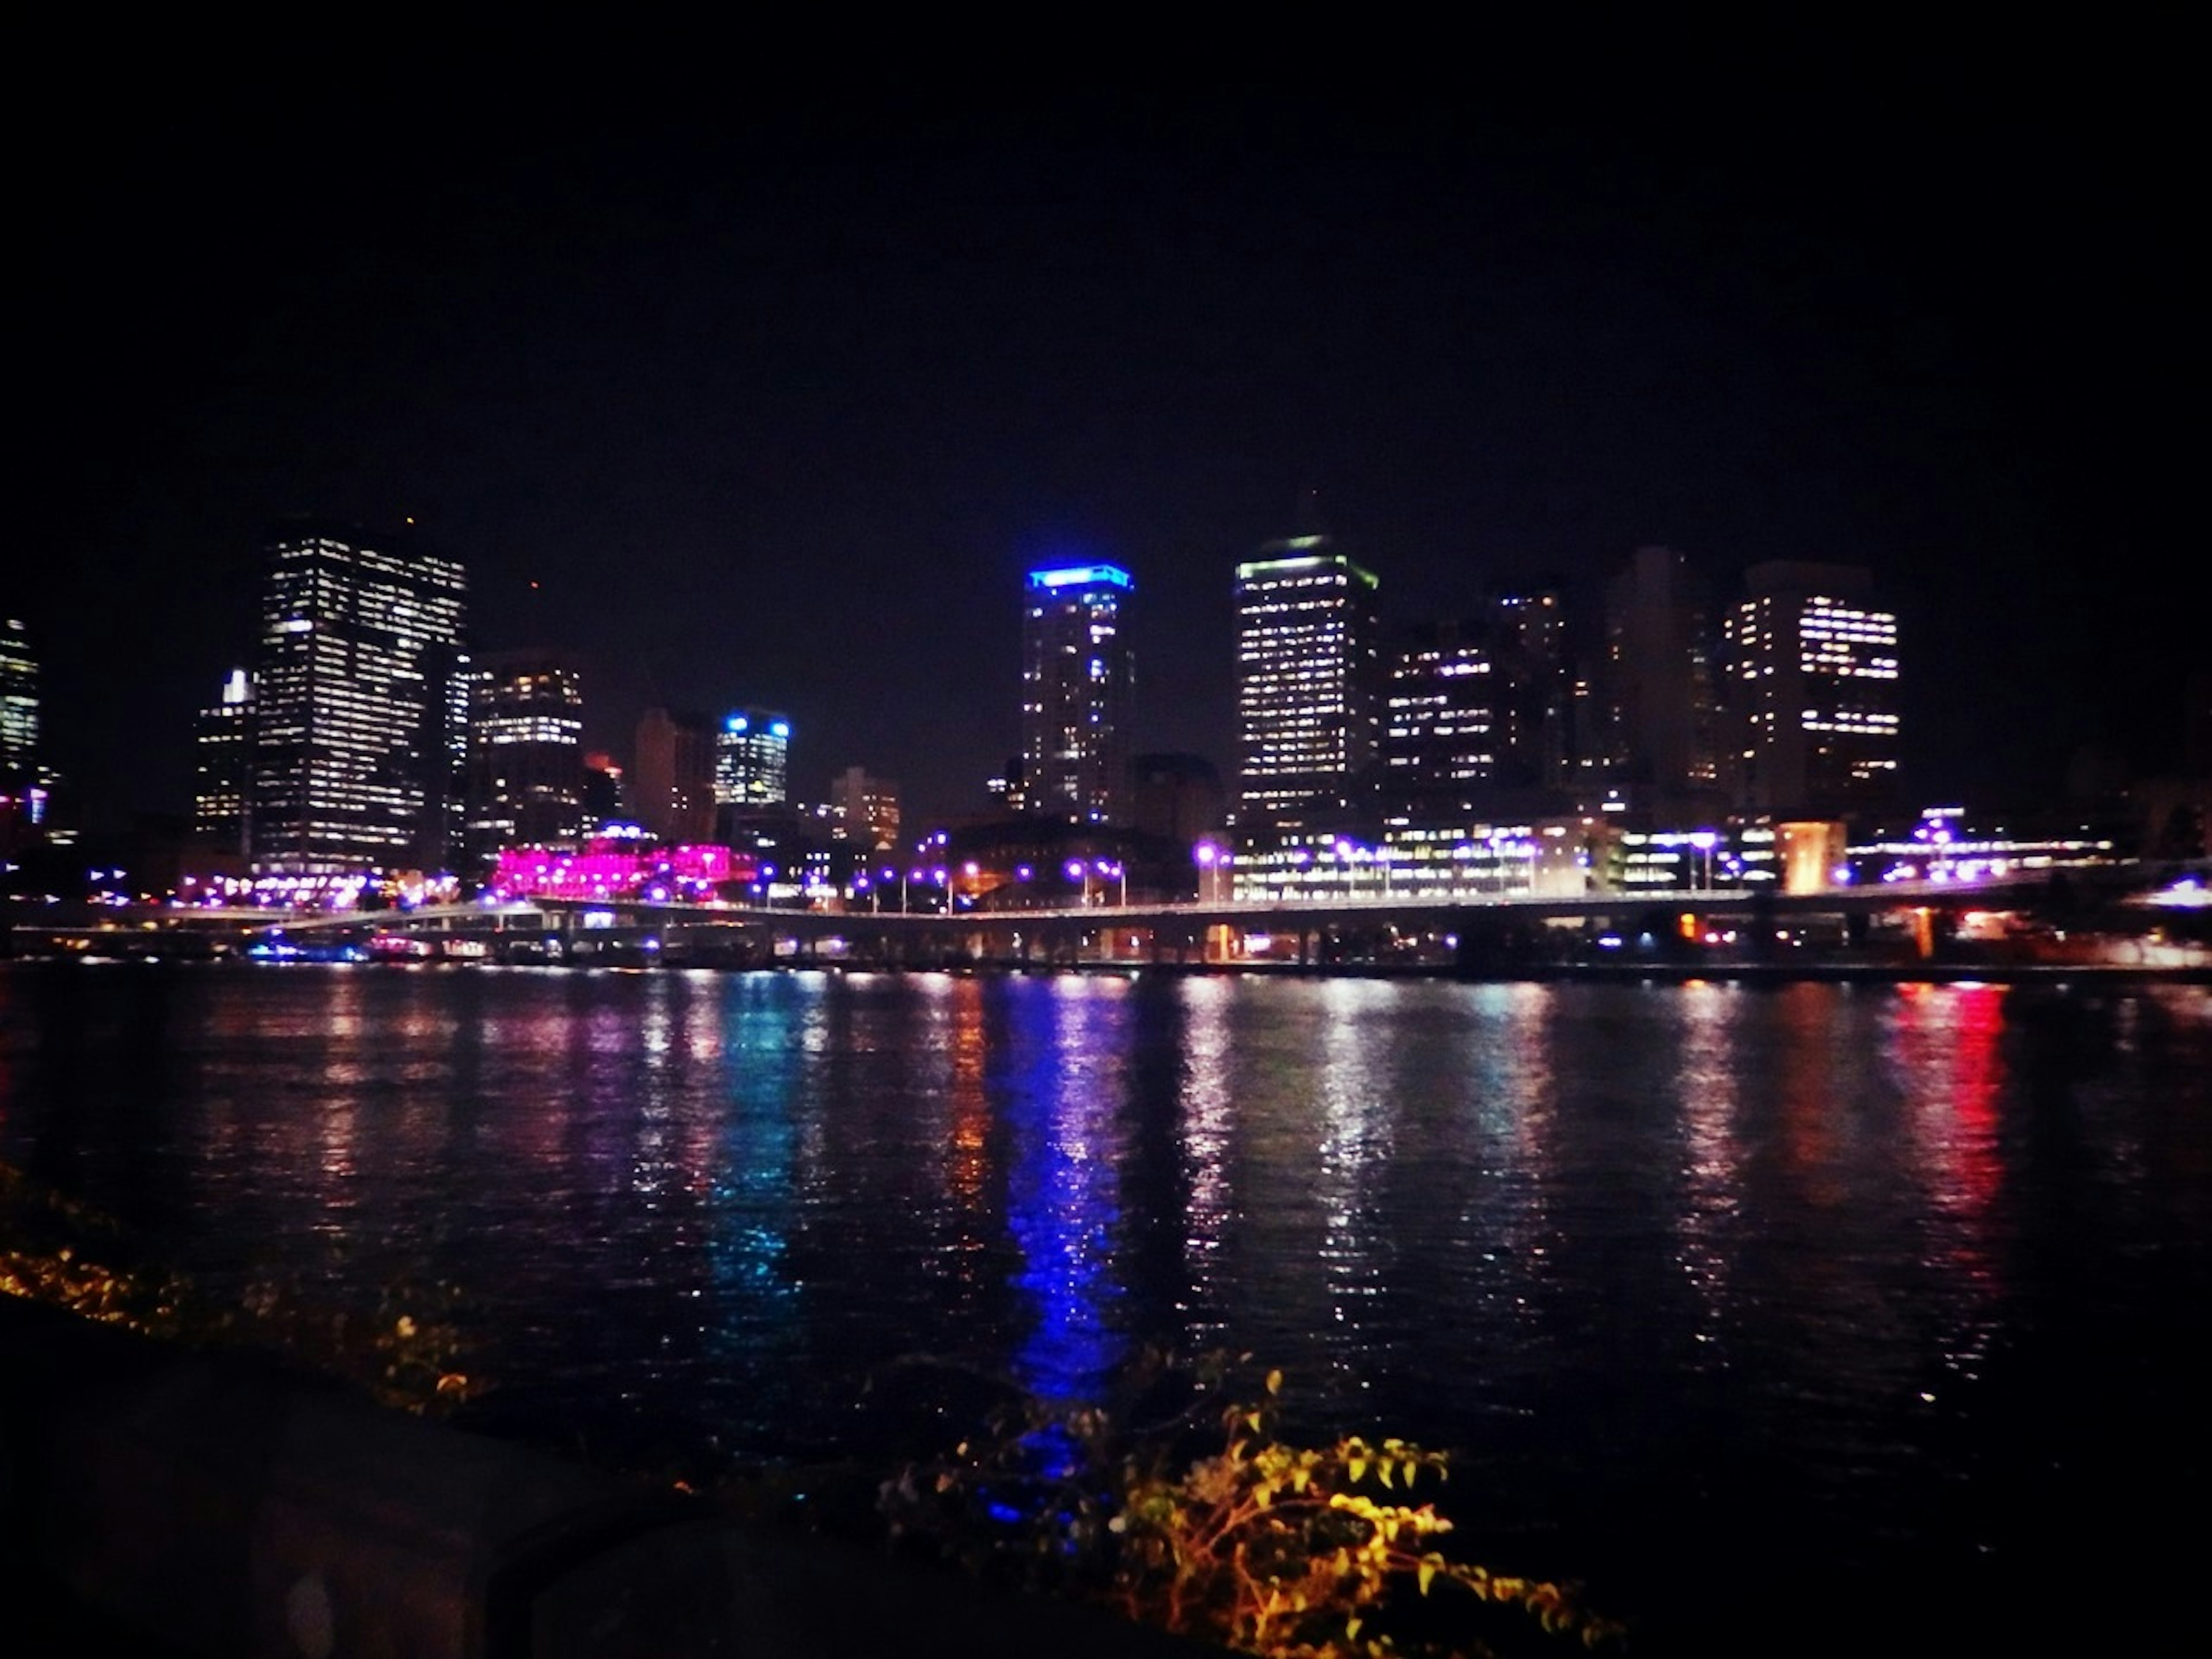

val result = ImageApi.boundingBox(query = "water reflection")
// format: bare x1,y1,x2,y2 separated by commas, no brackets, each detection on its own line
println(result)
998,976,1130,1407
2,964,2207,1656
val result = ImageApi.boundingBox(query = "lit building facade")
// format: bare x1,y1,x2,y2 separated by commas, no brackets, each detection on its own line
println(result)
1,615,35,784
1728,560,1902,820
1381,619,1495,813
248,524,469,877
1234,537,1380,825
1020,563,1133,825
714,710,791,806
0,616,42,849
489,835,739,903
192,668,254,856
467,650,585,856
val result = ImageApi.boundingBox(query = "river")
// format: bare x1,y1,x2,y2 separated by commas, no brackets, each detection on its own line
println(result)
3,960,2206,1656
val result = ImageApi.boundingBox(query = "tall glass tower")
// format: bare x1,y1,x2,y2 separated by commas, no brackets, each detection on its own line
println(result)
1234,537,1380,825
249,523,469,877
1020,563,1134,825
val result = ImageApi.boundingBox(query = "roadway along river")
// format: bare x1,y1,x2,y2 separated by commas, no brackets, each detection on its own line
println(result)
3,960,2206,1657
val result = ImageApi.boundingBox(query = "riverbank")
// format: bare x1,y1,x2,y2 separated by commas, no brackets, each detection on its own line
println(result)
0,1294,1215,1659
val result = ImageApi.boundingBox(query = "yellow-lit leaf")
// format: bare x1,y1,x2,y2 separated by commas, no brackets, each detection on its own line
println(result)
1378,1459,1393,1488
1347,1456,1366,1483
1419,1560,1438,1596
1247,1411,1264,1433
1266,1368,1283,1396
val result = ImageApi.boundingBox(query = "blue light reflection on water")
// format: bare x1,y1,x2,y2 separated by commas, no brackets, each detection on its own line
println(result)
1,963,2207,1655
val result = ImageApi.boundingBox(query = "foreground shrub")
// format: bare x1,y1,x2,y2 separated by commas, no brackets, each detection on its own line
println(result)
877,1350,1626,1658
1,1159,477,1415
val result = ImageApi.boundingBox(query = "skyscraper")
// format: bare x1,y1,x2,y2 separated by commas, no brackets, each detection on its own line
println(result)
191,668,254,857
1380,618,1495,814
1596,546,1725,816
248,524,469,877
1727,560,1902,820
1233,537,1380,824
714,710,791,807
0,615,35,785
1,615,41,850
632,707,717,842
465,650,585,858
1020,563,1134,825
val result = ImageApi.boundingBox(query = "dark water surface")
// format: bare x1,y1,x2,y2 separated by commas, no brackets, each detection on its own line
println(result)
5,961,2207,1655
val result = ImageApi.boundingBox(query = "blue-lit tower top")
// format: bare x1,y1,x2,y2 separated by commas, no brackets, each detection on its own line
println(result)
715,709,791,806
1021,562,1135,825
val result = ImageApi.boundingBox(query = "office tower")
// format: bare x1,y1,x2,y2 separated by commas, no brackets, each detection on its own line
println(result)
714,710,791,807
632,707,718,842
1,616,40,850
1020,563,1134,825
0,615,34,783
1727,560,1902,820
1598,547,1724,810
191,668,254,856
1381,619,1495,813
1488,588,1573,788
248,523,469,877
1233,536,1380,824
830,764,900,850
466,650,585,857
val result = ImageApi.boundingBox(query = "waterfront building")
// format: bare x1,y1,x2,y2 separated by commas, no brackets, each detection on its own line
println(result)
1020,563,1134,825
632,707,718,843
191,668,253,857
488,833,738,903
466,650,585,857
247,523,469,878
830,764,901,851
1234,537,1380,826
714,710,791,806
1728,560,1902,821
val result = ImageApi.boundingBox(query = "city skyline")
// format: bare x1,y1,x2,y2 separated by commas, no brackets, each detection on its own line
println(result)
17,52,2204,831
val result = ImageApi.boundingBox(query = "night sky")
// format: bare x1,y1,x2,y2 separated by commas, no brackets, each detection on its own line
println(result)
18,36,2203,832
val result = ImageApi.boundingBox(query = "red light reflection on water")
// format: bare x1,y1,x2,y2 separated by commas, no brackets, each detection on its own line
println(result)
1887,982,2008,1310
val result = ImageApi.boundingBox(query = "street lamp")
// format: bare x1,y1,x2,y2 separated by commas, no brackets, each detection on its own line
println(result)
1688,832,1717,893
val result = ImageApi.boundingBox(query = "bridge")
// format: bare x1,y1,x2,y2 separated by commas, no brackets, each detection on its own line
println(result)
20,861,2198,974
182,865,2152,971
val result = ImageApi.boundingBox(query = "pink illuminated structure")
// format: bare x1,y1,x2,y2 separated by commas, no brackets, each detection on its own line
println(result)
490,839,747,904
